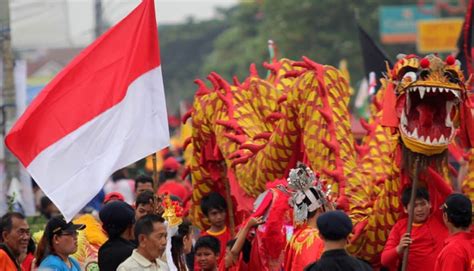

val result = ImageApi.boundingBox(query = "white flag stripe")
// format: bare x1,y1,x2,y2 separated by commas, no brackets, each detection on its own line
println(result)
28,67,169,221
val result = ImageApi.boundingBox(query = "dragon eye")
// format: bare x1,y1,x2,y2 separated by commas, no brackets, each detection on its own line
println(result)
444,71,460,84
402,71,417,82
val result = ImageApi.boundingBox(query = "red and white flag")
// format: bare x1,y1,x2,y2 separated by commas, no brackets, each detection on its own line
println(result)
5,0,169,221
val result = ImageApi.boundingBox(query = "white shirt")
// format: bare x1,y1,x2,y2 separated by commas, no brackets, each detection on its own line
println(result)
117,250,169,271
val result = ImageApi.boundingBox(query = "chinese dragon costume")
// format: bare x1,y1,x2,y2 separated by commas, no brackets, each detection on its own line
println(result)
185,53,473,266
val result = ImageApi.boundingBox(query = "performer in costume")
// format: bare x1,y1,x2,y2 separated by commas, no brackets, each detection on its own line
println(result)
283,163,332,271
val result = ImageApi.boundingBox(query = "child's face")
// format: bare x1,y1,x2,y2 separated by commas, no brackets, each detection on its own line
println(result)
196,247,218,270
207,208,226,228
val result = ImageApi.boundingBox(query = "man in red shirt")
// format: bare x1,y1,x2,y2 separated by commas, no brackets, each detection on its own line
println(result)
435,193,473,271
381,187,449,271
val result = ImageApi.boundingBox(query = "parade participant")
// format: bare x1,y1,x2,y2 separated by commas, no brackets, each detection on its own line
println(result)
195,236,220,271
381,187,449,271
98,201,136,271
0,212,30,271
284,164,332,271
135,175,154,196
305,211,372,271
200,192,231,266
435,193,473,271
36,216,85,270
220,216,264,270
117,214,168,271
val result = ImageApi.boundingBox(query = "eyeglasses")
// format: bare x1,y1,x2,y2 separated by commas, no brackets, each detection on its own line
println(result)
58,231,78,237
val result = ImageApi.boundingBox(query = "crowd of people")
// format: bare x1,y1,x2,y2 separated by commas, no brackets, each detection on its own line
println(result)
0,157,472,271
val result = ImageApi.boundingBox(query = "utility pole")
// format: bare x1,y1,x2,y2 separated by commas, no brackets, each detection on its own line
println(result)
94,0,104,38
0,0,19,201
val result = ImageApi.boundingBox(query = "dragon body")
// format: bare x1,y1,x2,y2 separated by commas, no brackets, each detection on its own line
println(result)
187,54,472,265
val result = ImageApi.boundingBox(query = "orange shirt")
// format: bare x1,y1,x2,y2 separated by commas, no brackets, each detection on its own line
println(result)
0,249,21,271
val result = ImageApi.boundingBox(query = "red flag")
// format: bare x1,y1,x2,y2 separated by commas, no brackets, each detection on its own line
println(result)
5,0,169,221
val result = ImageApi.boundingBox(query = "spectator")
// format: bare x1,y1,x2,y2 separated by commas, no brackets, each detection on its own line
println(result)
20,238,35,271
103,169,135,204
135,190,157,221
35,215,85,270
381,187,448,271
200,192,231,266
135,175,154,196
195,236,220,271
40,196,60,219
434,193,473,271
0,212,30,270
171,219,193,270
305,211,372,271
99,201,136,271
117,214,168,270
103,191,125,204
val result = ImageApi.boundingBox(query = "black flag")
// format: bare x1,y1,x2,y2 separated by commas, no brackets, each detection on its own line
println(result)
357,22,392,91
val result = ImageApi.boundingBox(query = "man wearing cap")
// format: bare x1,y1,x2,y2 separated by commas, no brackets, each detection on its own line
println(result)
434,193,473,271
99,201,136,271
305,211,372,271
0,212,30,271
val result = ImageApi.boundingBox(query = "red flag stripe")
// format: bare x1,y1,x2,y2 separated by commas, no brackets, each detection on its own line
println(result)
5,0,160,167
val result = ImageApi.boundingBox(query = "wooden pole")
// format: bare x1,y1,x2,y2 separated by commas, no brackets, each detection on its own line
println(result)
152,152,159,193
224,177,236,237
401,159,420,271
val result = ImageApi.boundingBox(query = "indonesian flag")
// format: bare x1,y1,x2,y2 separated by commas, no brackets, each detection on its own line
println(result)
5,0,169,221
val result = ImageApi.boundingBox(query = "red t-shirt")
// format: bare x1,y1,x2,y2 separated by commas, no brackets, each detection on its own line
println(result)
434,231,473,271
381,212,448,271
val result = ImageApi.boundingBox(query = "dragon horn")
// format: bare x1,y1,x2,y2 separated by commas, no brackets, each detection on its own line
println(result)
249,63,259,77
194,79,211,96
206,73,220,90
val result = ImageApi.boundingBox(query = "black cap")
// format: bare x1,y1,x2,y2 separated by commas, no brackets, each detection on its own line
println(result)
317,210,353,241
99,201,135,230
443,193,472,217
45,216,85,239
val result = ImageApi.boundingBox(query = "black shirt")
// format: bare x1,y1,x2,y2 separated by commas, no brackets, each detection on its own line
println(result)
304,249,373,271
98,237,136,271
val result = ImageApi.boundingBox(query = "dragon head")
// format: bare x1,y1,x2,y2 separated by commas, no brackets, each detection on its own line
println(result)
390,54,467,156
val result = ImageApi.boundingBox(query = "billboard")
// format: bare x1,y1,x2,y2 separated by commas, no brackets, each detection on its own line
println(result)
416,18,464,53
380,5,435,44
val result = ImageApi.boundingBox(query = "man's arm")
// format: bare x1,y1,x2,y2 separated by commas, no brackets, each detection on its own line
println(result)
381,223,408,269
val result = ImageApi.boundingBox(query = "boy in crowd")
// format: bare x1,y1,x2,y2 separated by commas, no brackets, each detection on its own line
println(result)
435,193,473,271
200,192,231,265
195,236,220,271
381,187,449,271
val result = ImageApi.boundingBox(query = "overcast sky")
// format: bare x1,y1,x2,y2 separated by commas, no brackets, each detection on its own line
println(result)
10,0,238,49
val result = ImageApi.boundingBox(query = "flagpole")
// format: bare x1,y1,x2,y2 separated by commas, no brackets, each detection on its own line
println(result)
152,152,159,193
401,158,420,271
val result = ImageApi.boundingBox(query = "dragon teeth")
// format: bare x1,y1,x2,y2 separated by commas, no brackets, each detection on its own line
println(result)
413,128,418,138
419,87,426,99
439,135,446,143
432,138,439,144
